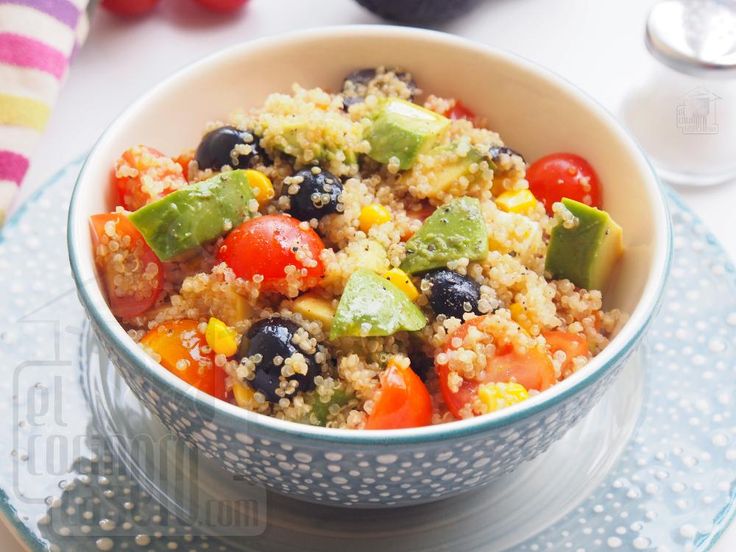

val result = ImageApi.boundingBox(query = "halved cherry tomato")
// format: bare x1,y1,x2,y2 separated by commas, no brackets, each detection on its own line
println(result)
217,214,325,296
526,153,602,215
543,330,590,374
102,0,160,17
90,213,163,319
365,358,432,430
113,146,186,211
443,100,475,121
438,315,556,418
194,0,249,12
141,319,227,400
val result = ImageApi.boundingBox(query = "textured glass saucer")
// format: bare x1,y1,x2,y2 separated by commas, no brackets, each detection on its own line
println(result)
1,158,736,551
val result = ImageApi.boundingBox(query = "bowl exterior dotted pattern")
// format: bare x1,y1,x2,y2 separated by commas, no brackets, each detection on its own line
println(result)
91,317,634,507
0,160,735,550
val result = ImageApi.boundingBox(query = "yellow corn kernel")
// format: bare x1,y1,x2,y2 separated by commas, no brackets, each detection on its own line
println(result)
205,317,238,357
232,381,255,408
244,169,274,206
293,293,335,327
478,382,529,413
359,203,392,233
509,302,533,334
382,268,419,301
496,189,537,214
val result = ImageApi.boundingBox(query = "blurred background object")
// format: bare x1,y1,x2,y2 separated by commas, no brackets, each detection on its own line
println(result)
621,0,736,187
355,0,479,25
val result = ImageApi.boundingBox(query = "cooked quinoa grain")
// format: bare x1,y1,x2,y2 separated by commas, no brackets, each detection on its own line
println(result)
92,66,625,430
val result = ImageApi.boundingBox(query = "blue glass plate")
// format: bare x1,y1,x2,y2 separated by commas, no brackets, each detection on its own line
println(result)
1,158,735,551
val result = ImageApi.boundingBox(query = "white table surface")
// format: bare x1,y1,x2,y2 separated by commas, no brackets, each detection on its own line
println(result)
3,0,736,549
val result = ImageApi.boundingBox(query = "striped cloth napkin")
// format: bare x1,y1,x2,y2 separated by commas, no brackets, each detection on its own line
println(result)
0,0,90,226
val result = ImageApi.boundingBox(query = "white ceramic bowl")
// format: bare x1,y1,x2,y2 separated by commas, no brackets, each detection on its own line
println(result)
68,26,671,507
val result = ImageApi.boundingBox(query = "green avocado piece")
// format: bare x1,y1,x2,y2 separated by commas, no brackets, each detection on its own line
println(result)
129,170,255,261
308,388,352,426
278,123,357,166
365,98,450,170
545,198,623,290
400,197,489,274
329,269,427,339
419,145,490,195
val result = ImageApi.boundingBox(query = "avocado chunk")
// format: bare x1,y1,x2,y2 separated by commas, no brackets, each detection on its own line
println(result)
278,123,358,166
365,98,450,170
129,170,255,261
428,146,486,191
308,388,352,426
545,198,623,290
400,197,489,274
330,268,427,339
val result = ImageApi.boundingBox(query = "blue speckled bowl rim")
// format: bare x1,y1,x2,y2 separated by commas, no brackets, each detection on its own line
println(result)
65,25,673,447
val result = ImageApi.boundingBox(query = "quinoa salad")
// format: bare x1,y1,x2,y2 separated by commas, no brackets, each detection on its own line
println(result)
90,66,625,430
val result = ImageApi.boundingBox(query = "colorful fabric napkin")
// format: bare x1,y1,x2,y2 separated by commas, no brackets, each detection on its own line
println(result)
0,0,90,226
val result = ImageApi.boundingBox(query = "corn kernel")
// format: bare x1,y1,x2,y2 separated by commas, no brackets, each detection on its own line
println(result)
293,293,335,327
478,382,529,413
382,268,419,301
496,189,537,214
509,302,533,334
359,203,392,233
232,381,255,408
205,317,238,357
244,169,274,206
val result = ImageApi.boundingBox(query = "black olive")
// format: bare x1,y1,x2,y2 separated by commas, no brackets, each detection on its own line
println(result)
285,168,343,221
489,146,525,165
408,349,434,382
423,269,481,319
195,126,269,171
238,317,321,402
355,0,479,25
341,67,417,108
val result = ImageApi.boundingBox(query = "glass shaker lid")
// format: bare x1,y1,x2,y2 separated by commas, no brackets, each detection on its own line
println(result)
646,0,736,76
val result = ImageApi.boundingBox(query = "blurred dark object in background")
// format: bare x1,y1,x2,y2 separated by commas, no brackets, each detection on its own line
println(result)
355,0,479,25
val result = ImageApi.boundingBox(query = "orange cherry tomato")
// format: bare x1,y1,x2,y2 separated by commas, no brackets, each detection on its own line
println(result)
113,146,186,211
438,315,556,419
174,150,195,181
543,330,590,374
141,319,227,400
217,214,325,296
443,100,475,121
90,213,163,319
365,359,432,430
526,153,602,215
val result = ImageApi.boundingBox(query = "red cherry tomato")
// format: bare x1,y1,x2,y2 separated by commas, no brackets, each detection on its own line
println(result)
102,0,160,16
443,100,475,121
401,201,435,240
526,153,602,215
438,316,556,418
194,0,249,13
141,319,227,400
218,214,325,295
365,359,432,430
113,146,186,211
90,213,164,319
543,330,590,374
